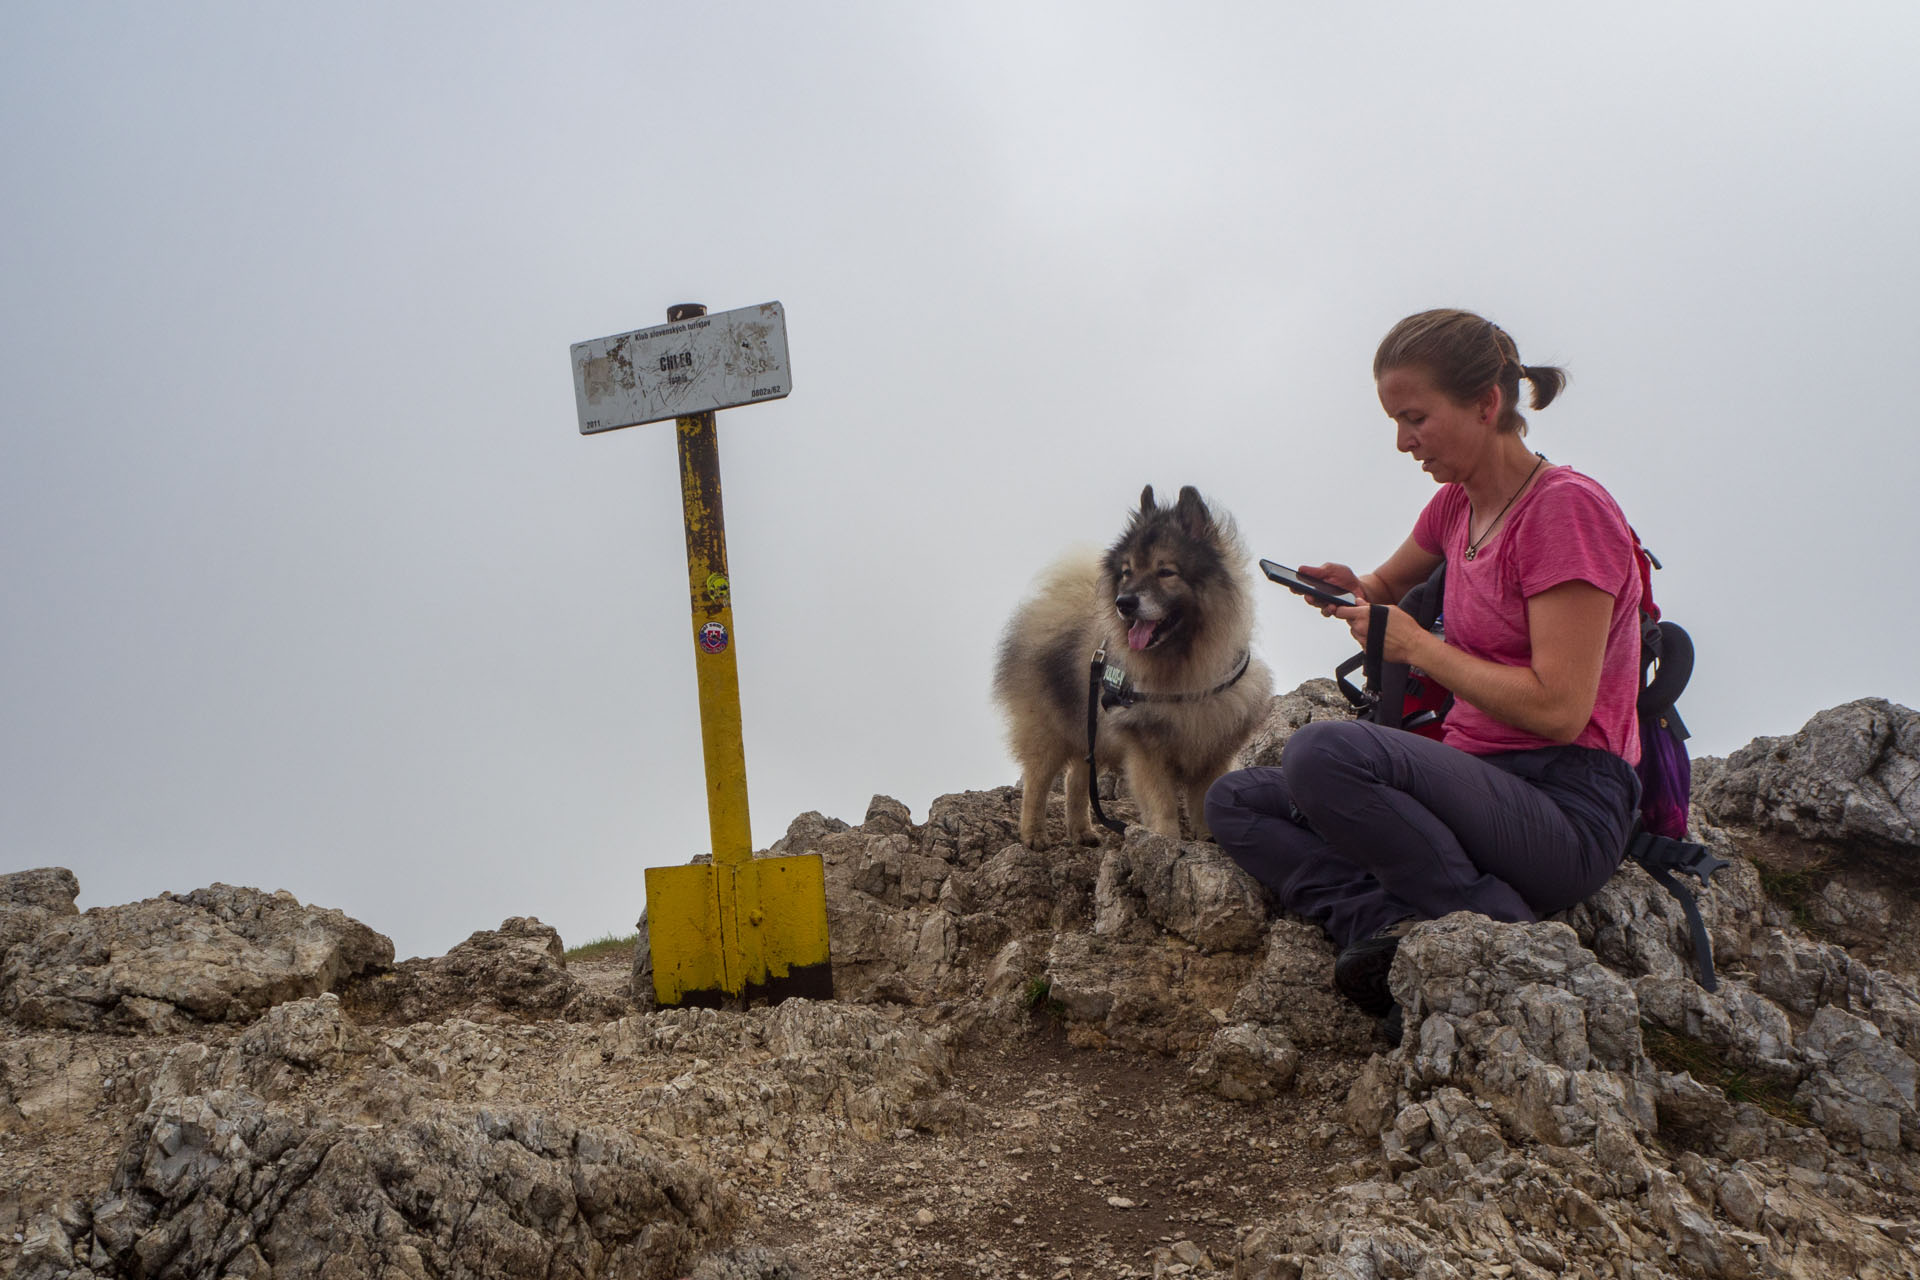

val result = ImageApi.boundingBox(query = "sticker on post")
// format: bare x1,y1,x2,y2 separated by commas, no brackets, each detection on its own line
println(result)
698,621,730,654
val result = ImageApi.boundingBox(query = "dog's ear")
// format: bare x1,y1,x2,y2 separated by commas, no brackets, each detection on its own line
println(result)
1174,486,1214,536
1139,485,1157,515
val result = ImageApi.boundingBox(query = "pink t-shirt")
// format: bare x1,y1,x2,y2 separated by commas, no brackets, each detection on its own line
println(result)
1411,467,1642,763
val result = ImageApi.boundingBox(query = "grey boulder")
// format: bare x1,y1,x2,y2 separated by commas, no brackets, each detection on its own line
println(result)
0,882,392,1032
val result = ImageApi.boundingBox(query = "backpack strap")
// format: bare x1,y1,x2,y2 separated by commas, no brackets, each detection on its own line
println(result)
1627,825,1729,990
1335,561,1448,729
1366,606,1410,731
1629,527,1661,623
1334,649,1370,710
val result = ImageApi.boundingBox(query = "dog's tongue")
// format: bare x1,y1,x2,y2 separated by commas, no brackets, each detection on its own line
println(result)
1127,619,1157,651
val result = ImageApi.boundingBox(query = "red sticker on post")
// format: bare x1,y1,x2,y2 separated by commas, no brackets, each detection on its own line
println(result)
698,621,729,654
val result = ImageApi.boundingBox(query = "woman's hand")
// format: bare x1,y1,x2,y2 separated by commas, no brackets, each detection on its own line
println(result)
1299,562,1365,601
1300,545,1443,619
1297,563,1366,616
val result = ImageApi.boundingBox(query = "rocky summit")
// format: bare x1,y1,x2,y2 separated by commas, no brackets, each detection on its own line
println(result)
4,684,1920,1280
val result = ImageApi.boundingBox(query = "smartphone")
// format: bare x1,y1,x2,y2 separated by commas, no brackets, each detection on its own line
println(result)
1259,560,1357,608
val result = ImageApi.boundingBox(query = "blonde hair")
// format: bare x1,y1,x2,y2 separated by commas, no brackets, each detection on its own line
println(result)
1373,309,1567,436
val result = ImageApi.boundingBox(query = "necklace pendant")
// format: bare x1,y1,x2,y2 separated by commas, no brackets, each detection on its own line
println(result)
1464,547,1477,561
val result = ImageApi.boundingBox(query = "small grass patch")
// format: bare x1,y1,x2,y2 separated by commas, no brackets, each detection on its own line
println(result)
1021,977,1067,1020
1750,856,1833,935
564,931,639,962
1641,1020,1810,1126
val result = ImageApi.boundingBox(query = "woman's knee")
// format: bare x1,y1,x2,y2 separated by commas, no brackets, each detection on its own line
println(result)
1202,768,1323,895
1280,719,1379,795
1204,767,1287,844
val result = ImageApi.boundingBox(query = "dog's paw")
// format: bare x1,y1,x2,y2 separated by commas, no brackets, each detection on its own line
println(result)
1020,829,1053,851
1071,828,1102,846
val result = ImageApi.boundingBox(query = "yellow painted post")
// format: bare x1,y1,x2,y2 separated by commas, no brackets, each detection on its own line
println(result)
674,401,753,868
639,302,832,1007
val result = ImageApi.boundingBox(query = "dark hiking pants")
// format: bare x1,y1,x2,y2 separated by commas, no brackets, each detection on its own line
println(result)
1204,719,1639,949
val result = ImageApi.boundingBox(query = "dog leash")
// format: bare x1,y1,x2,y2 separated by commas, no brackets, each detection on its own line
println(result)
1083,646,1251,835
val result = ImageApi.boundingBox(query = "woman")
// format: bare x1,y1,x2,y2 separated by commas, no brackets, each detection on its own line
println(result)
1205,309,1644,1036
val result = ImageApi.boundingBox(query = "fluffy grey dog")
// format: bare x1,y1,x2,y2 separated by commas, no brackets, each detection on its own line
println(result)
994,485,1273,848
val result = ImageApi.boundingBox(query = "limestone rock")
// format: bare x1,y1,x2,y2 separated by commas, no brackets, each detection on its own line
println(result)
344,915,606,1025
0,883,391,1032
1805,875,1903,948
1039,925,1256,1055
0,867,79,915
1393,914,1644,1073
584,1000,959,1145
1238,677,1355,768
1308,900,1920,1280
688,1245,814,1280
1632,973,1799,1076
1189,1022,1300,1101
0,868,79,976
630,906,657,1008
218,993,376,1098
134,993,387,1117
1696,697,1920,849
1795,1005,1919,1152
1227,916,1377,1050
14,1090,732,1280
812,786,1111,1006
1748,926,1920,1059
821,863,929,1004
1094,830,1268,954
1,1036,106,1132
766,808,852,856
859,794,914,836
1367,915,1658,1155
1565,839,1768,981
918,786,1027,867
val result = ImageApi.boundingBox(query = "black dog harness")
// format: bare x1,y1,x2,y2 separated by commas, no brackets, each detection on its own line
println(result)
1084,646,1252,835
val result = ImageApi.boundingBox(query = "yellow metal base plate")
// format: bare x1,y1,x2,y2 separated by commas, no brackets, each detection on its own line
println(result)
645,853,832,1007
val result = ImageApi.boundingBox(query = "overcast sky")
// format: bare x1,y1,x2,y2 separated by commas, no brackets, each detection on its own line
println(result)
5,4,1917,960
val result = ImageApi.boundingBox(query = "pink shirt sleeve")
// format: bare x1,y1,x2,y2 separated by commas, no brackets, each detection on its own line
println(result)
1507,479,1636,600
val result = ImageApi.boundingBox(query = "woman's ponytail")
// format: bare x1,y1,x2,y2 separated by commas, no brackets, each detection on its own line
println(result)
1518,363,1567,412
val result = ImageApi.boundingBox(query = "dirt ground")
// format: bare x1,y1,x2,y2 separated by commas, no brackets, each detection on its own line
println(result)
567,955,1375,1279
749,1027,1371,1278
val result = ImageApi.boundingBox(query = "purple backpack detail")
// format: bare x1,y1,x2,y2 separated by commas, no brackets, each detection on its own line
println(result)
1637,725,1692,840
1625,593,1727,991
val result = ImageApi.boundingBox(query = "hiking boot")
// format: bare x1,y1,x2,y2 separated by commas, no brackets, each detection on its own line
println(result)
1380,1003,1404,1048
1332,918,1419,1017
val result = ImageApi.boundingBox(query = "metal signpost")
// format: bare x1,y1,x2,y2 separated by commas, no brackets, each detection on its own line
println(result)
571,301,831,1007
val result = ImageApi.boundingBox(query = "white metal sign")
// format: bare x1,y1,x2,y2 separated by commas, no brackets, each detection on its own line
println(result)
571,301,791,435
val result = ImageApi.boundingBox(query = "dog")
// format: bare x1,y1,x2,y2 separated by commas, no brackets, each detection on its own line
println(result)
993,485,1273,848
